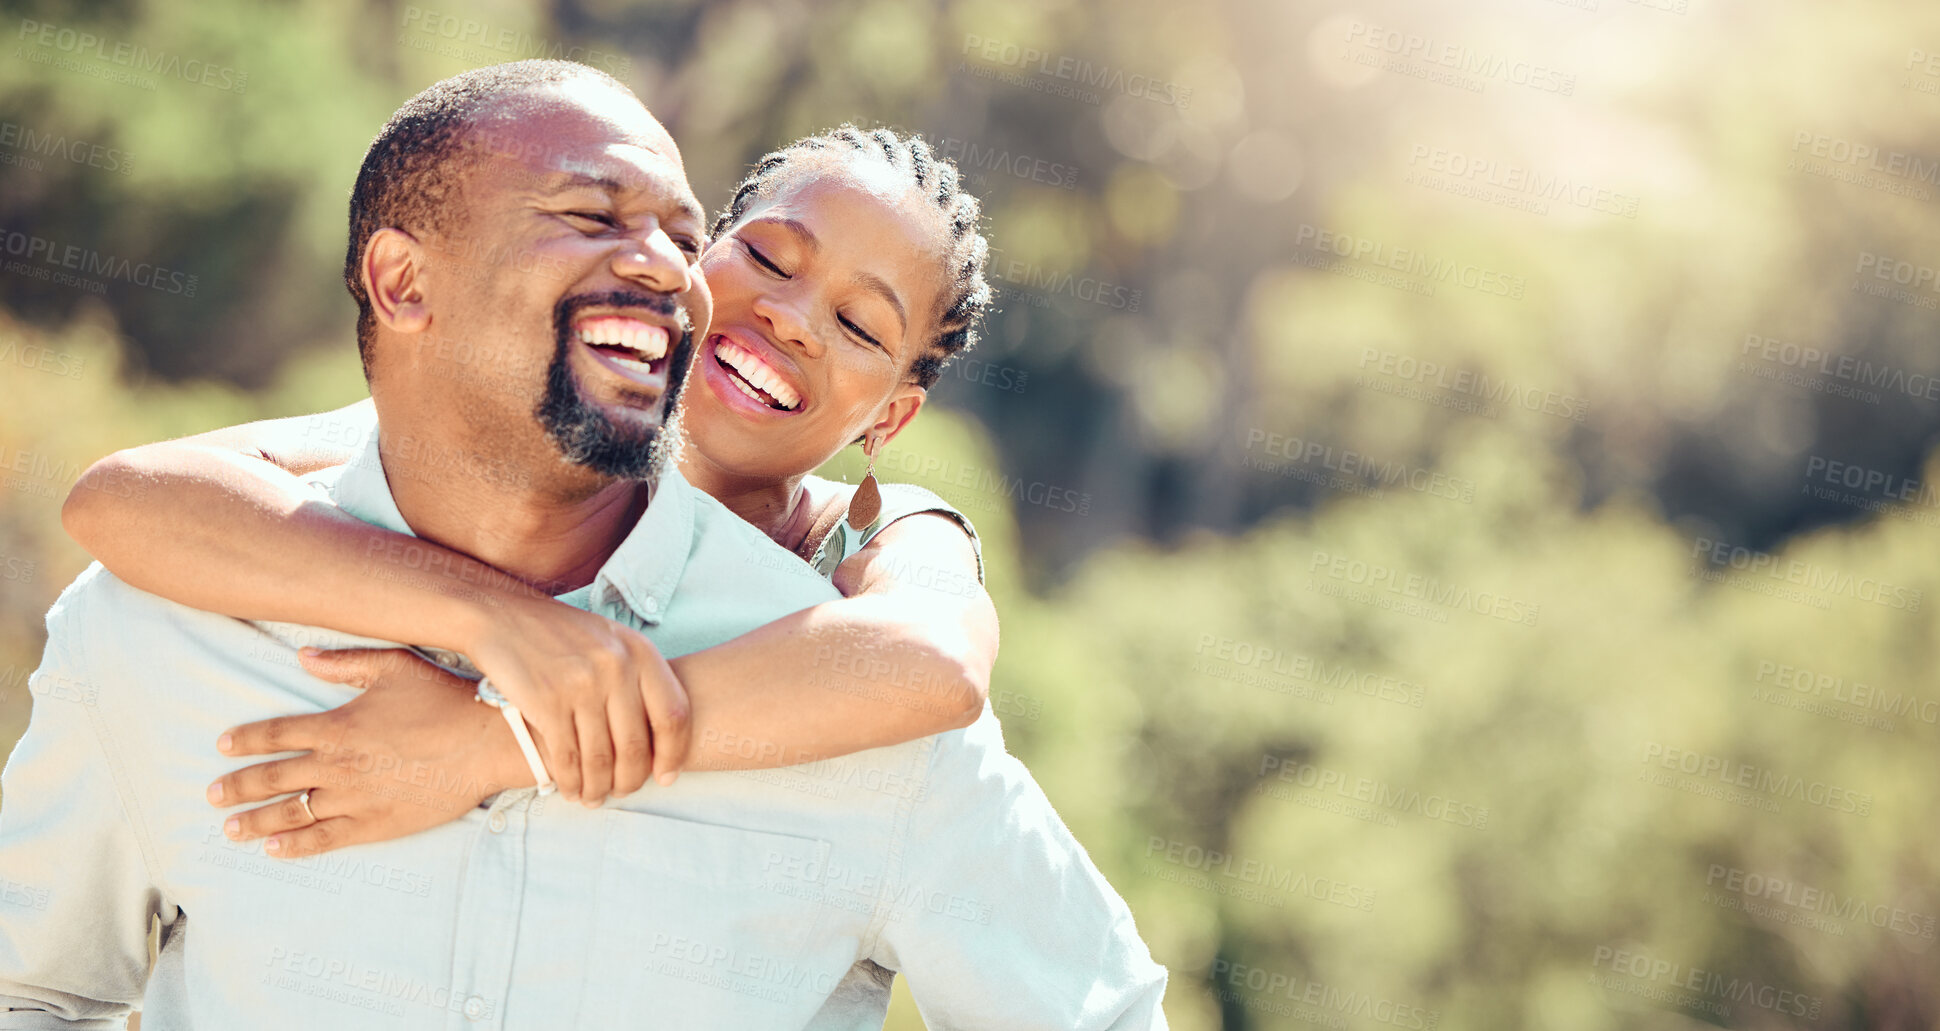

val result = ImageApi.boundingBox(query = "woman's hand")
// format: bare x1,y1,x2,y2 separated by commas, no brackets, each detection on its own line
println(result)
457,595,691,804
206,648,533,859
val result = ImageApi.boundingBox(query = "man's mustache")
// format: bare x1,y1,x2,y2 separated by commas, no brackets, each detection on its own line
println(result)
553,289,690,336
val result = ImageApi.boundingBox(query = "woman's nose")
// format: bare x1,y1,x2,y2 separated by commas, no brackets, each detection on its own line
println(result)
754,292,824,357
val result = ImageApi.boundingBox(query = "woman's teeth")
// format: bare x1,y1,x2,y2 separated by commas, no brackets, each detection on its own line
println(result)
576,317,670,364
715,338,802,411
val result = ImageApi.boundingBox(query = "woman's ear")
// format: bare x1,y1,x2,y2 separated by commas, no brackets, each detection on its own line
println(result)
362,227,432,336
870,383,928,450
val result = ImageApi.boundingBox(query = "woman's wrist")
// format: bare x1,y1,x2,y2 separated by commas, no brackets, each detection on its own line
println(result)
429,577,544,658
341,528,547,656
436,588,504,658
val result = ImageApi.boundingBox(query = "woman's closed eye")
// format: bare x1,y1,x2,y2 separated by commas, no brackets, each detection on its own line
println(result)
743,240,884,347
838,314,883,349
745,241,790,278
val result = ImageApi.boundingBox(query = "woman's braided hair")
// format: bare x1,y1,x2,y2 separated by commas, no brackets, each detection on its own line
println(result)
710,125,993,389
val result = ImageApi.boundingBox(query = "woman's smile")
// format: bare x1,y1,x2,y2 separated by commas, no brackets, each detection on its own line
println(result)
701,328,809,417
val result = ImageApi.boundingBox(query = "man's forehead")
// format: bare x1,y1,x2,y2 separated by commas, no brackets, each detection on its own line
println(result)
481,79,676,152
470,84,701,217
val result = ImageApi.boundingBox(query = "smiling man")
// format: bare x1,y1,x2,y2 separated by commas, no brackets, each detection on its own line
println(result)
347,63,708,523
0,61,1165,1029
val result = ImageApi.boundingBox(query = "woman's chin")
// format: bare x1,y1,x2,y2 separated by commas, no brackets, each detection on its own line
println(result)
678,415,806,484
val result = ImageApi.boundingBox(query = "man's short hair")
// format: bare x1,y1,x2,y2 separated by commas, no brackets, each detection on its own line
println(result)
343,60,634,372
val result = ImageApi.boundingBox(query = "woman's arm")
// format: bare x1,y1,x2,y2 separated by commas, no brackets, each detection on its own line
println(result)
67,412,993,800
210,518,998,858
674,511,998,771
60,398,517,641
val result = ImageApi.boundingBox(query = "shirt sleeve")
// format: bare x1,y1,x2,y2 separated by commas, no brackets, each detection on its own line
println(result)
869,718,1168,1029
808,481,986,586
0,571,170,1028
868,484,984,585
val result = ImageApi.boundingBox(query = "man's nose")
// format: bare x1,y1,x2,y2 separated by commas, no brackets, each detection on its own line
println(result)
611,225,692,296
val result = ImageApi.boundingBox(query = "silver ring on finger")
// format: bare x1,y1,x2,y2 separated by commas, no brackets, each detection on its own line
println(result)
297,789,319,824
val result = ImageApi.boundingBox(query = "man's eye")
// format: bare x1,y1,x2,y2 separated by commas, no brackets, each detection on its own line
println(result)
565,211,616,229
746,242,789,278
839,314,883,349
675,236,703,256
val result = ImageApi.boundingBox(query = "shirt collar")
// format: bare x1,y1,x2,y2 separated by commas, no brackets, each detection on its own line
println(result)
590,464,695,625
328,429,413,536
327,429,694,626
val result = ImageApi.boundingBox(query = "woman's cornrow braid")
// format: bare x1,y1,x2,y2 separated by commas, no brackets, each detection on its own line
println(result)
709,124,994,389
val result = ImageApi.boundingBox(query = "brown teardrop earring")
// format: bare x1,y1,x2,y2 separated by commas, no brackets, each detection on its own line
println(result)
847,434,882,531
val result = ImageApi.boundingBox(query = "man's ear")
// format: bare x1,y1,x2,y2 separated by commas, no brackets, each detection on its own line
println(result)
362,227,431,336
871,384,928,450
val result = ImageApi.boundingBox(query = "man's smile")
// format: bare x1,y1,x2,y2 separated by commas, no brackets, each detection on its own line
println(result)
571,314,673,393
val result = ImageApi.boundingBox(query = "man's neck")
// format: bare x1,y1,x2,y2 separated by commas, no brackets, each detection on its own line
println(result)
375,410,651,596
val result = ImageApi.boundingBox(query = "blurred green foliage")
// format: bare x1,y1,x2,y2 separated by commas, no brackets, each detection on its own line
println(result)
4,0,1940,1027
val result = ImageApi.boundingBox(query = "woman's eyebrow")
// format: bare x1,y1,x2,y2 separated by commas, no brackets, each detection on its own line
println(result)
852,270,907,337
764,217,820,252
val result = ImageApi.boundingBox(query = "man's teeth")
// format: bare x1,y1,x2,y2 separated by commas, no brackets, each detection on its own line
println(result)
715,338,801,410
576,317,670,363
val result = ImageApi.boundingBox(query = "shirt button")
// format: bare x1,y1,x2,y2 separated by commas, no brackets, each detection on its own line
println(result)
463,995,486,1020
642,597,661,616
488,811,508,834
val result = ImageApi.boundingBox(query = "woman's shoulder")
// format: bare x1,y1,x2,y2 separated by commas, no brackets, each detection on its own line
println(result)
801,475,979,541
801,474,984,583
875,483,980,540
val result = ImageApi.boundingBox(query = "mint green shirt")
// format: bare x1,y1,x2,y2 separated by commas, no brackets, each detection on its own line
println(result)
0,425,1167,1029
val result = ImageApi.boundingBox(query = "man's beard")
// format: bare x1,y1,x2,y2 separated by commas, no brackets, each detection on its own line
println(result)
535,289,696,484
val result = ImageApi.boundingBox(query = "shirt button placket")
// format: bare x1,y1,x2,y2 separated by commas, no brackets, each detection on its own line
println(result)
447,790,530,1030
